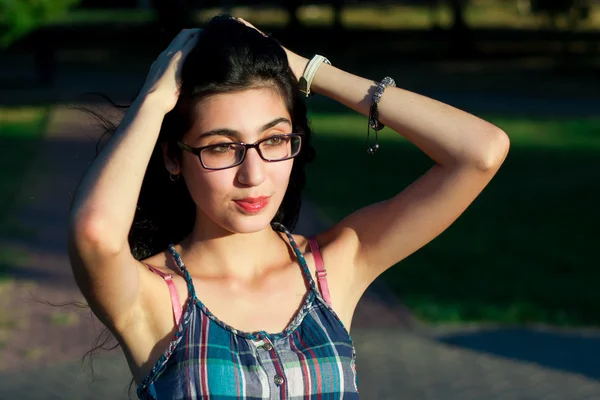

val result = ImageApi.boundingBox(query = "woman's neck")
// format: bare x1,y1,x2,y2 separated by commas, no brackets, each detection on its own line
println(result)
176,221,291,282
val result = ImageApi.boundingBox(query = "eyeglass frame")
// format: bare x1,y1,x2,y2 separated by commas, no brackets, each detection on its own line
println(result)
176,133,304,171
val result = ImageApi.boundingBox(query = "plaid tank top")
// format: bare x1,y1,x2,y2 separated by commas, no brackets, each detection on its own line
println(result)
136,223,359,399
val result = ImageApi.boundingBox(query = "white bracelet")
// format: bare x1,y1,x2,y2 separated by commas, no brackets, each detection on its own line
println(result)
298,55,331,97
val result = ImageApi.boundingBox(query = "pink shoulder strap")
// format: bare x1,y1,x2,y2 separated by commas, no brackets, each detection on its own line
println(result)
308,237,332,307
145,264,183,326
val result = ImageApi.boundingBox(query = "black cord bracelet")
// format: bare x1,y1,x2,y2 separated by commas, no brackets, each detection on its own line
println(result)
367,77,395,155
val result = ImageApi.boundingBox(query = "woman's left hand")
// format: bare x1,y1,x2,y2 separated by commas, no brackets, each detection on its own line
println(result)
236,17,308,82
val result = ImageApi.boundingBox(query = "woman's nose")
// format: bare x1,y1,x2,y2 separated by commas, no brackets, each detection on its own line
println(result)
236,147,266,187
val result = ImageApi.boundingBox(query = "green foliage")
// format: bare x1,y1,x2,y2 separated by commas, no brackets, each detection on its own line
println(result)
0,0,80,47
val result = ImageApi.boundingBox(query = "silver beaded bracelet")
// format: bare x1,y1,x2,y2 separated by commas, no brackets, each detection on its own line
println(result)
367,77,395,155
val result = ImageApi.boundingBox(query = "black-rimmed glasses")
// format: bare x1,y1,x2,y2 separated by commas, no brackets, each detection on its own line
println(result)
177,133,303,170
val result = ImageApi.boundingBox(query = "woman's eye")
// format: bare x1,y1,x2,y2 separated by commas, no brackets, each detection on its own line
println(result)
211,143,235,152
265,136,285,146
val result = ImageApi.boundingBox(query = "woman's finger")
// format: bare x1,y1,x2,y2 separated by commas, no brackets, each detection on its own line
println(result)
180,30,201,55
165,28,201,53
236,17,267,37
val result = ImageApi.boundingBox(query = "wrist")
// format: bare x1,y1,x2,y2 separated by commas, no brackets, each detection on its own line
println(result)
132,94,168,119
137,90,175,115
285,48,309,83
298,55,331,97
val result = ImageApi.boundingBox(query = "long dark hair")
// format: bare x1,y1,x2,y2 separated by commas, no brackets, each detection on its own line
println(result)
79,14,315,395
129,15,314,260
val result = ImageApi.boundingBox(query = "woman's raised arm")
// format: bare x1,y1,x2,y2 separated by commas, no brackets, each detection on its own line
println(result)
67,29,200,329
289,50,510,294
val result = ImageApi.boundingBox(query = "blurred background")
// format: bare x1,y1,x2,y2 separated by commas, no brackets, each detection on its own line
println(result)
0,0,599,399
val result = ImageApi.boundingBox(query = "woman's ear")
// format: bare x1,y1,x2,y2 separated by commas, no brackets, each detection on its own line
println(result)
161,142,180,175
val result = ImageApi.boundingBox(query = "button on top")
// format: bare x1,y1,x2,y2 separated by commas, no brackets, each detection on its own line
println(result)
274,375,284,386
262,343,273,351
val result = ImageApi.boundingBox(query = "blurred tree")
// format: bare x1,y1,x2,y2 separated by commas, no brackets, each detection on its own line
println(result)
0,0,80,48
152,0,189,44
332,0,343,30
519,0,591,29
448,0,468,32
445,0,475,57
285,0,303,29
77,0,137,7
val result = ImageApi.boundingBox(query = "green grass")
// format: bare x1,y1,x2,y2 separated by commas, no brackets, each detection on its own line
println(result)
305,113,600,327
54,4,600,30
0,107,48,280
51,8,156,25
50,311,79,326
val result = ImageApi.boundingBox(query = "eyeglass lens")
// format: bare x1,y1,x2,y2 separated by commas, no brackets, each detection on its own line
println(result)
200,135,301,169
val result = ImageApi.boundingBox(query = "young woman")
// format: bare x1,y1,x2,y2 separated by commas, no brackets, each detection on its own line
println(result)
68,15,509,399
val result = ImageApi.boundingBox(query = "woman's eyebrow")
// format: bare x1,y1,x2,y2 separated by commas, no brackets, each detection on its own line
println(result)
197,117,291,139
197,128,242,140
260,117,291,132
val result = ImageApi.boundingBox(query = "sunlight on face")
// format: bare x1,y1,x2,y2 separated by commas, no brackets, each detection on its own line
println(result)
180,87,295,234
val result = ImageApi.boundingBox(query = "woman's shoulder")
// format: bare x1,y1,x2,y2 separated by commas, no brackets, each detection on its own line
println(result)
313,224,358,256
139,244,185,277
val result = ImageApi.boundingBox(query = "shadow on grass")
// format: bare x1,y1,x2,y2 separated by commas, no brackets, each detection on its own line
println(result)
0,262,8,282
305,116,600,326
437,328,600,380
0,109,50,284
0,136,44,232
0,107,49,238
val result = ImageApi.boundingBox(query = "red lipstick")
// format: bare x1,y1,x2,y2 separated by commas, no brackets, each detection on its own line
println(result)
234,196,270,213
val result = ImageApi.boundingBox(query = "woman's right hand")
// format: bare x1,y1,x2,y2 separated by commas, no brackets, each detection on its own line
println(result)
140,28,202,114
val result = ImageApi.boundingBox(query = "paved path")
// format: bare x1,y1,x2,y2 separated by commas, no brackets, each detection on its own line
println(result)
1,100,599,397
1,327,600,399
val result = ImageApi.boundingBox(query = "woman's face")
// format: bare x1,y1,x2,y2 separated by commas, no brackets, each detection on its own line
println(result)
177,87,295,234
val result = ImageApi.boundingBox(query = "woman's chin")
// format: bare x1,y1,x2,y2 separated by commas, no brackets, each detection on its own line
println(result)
223,212,277,235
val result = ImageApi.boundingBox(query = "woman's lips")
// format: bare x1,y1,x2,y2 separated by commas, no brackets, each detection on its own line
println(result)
234,197,270,213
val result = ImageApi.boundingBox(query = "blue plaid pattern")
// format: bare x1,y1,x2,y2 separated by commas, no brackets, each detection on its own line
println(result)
137,223,359,399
